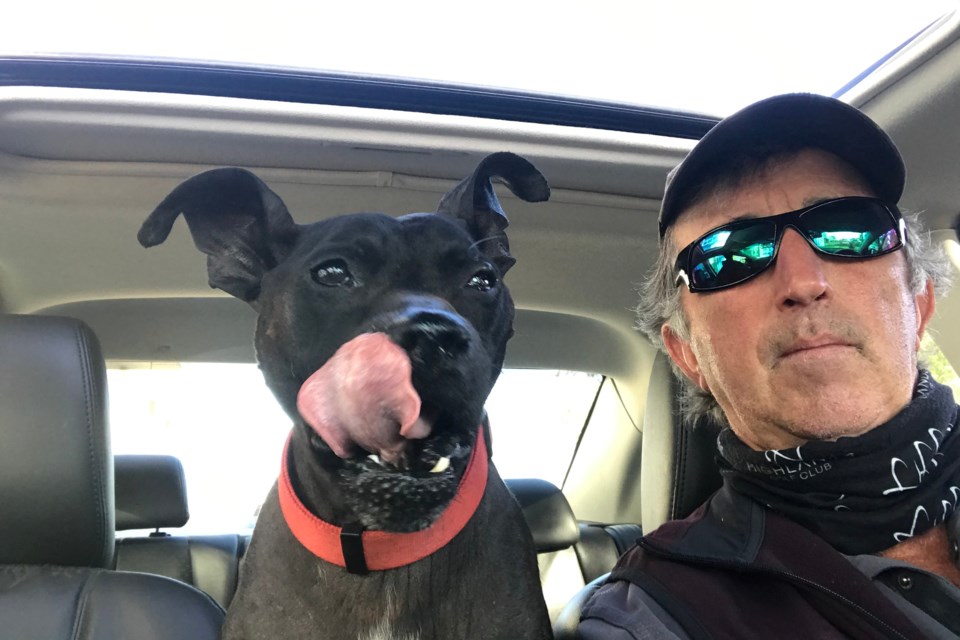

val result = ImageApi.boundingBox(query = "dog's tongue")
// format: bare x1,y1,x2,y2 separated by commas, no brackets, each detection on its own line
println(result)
297,332,431,463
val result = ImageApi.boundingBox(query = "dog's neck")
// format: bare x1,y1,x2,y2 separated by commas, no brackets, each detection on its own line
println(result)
278,430,489,574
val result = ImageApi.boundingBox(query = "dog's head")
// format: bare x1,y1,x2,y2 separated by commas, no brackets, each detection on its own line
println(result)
139,152,548,531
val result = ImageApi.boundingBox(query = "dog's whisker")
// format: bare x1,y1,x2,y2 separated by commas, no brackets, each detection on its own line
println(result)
468,235,501,251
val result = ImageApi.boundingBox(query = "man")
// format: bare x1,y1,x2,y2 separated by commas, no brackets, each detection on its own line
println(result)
578,93,959,639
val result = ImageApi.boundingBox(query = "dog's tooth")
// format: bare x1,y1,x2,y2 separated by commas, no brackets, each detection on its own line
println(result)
429,457,450,474
368,454,382,465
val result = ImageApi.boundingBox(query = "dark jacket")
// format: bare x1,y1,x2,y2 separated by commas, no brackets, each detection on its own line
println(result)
581,485,930,640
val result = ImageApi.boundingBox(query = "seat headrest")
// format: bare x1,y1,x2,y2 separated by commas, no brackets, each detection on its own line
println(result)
0,314,114,567
506,478,579,552
640,351,723,533
115,455,190,531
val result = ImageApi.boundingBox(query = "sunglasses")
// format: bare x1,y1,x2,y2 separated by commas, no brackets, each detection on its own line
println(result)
674,197,906,292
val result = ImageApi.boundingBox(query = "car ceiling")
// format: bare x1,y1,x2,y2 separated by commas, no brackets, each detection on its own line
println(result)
1,15,960,423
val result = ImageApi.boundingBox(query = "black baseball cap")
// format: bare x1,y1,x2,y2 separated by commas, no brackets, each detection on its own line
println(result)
658,93,905,237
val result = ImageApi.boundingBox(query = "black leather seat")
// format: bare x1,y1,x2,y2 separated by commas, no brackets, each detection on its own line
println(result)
506,480,645,624
114,454,246,608
110,437,632,625
575,522,643,583
553,351,723,639
638,352,723,533
114,468,588,622
507,478,581,555
506,478,583,622
0,314,224,639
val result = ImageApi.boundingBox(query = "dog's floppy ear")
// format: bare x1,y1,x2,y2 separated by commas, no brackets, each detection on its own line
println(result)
138,168,300,305
436,152,549,274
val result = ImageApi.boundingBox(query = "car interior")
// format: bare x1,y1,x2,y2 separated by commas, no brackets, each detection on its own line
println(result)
2,5,960,638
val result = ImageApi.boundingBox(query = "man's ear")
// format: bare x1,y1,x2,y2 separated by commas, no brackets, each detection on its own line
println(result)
661,324,709,391
914,278,937,351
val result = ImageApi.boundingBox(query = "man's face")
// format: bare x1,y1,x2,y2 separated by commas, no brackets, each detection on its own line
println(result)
662,149,935,451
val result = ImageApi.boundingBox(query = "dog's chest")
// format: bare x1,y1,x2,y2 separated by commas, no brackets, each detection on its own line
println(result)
359,621,421,640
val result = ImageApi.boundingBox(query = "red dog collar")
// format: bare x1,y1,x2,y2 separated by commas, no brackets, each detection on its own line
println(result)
278,429,488,573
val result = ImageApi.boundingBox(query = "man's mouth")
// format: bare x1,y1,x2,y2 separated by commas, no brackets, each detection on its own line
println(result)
780,335,858,359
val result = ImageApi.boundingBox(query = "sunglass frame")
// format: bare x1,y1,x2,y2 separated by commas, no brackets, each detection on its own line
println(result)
673,196,905,293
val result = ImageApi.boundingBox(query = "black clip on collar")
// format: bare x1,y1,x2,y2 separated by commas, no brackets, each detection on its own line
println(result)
340,524,369,575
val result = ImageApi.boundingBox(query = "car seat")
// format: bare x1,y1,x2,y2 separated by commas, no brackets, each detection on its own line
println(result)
552,351,723,638
0,314,224,639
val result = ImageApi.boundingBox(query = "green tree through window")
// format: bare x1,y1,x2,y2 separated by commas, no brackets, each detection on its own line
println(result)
921,333,960,402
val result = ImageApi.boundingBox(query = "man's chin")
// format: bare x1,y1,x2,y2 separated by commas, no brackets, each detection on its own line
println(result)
777,402,896,445
784,421,878,444
733,394,896,450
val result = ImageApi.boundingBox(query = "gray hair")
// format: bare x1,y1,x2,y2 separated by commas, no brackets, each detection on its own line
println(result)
636,185,954,428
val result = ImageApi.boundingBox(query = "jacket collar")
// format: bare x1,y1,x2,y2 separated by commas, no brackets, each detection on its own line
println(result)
641,484,764,564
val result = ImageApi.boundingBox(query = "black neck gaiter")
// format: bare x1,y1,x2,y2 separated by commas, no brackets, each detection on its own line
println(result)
718,371,960,554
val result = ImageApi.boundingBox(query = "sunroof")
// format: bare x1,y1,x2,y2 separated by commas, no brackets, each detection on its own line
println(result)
3,1,955,116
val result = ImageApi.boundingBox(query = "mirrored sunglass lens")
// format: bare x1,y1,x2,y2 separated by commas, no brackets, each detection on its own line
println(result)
689,222,776,288
804,202,898,257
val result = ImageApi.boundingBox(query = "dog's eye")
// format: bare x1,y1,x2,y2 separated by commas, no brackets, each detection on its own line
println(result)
466,269,498,292
311,260,356,288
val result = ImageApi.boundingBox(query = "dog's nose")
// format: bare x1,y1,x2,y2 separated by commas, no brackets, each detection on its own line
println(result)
397,310,471,361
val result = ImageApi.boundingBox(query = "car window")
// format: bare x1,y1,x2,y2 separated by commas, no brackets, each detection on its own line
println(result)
108,363,601,535
922,333,960,401
3,2,954,115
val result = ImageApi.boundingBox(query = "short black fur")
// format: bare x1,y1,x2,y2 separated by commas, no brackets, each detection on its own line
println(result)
139,152,553,639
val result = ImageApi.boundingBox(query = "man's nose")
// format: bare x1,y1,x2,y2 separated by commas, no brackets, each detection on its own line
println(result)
772,227,830,308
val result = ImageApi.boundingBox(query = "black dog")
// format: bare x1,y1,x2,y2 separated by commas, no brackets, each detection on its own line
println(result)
139,152,553,639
